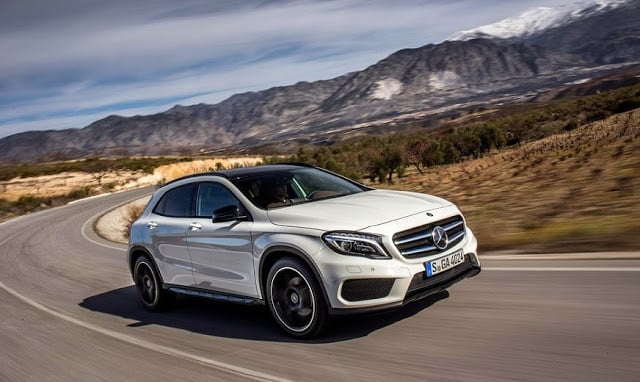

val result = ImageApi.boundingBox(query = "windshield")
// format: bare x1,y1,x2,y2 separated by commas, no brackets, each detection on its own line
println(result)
231,167,368,209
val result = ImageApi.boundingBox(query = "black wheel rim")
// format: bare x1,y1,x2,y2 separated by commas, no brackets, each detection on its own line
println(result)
135,262,157,306
270,267,315,333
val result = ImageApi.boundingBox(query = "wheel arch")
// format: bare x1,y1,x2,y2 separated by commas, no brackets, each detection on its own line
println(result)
259,246,330,307
128,246,166,285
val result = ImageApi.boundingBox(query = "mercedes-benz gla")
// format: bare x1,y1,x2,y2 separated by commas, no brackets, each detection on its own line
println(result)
128,164,480,337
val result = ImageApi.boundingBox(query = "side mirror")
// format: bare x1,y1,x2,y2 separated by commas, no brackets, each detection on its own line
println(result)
212,205,247,223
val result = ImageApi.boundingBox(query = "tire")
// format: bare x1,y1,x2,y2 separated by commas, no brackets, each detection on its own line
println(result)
266,258,328,338
133,256,174,311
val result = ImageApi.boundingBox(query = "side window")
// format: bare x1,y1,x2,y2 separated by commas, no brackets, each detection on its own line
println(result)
153,183,195,217
196,182,241,218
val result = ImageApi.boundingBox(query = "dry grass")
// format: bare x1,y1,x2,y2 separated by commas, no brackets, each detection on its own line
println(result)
154,157,263,183
382,109,640,252
0,170,150,202
0,156,264,202
122,203,146,238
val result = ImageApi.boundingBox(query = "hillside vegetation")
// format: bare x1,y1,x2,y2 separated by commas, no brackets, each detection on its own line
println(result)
382,109,640,252
0,156,193,182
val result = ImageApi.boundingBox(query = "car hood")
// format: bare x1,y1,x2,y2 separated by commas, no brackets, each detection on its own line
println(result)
266,189,452,231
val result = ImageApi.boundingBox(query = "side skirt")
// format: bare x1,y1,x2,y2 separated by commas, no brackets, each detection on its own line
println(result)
167,286,264,306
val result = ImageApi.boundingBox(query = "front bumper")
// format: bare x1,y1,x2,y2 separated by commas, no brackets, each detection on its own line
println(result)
317,228,481,314
327,253,480,315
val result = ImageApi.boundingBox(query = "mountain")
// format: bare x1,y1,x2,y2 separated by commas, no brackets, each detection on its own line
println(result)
525,0,640,64
1,0,639,163
448,0,630,41
451,0,640,65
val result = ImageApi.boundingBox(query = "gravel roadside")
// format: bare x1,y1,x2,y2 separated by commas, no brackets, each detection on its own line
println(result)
94,196,150,244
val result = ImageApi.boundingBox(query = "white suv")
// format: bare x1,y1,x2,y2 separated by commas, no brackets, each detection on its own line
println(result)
128,164,480,337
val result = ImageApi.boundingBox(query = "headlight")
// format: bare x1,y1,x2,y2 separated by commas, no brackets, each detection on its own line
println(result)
322,232,390,259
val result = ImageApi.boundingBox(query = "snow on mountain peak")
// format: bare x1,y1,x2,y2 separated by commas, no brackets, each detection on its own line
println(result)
448,0,630,41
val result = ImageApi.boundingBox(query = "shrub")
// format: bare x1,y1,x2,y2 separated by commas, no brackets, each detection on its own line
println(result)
123,204,146,238
67,187,93,199
15,195,50,212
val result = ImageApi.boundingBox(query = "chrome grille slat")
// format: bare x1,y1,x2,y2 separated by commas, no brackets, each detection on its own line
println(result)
394,231,433,245
402,244,438,256
448,230,465,243
443,220,463,231
393,215,466,259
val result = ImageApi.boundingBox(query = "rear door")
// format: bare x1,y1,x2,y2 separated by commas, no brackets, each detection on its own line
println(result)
147,183,196,286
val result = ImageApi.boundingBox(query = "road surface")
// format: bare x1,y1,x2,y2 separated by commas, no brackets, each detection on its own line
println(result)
1,189,638,381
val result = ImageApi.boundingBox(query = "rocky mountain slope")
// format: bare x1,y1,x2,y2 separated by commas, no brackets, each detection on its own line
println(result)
525,0,640,64
1,0,639,162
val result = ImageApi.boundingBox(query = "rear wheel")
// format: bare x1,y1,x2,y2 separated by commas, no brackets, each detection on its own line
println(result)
266,258,328,338
133,256,174,311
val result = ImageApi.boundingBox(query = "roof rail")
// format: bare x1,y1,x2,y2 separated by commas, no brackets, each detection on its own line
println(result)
162,171,227,187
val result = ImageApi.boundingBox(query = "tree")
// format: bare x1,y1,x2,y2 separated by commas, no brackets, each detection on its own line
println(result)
478,123,507,153
406,138,427,174
441,139,460,164
420,139,444,168
454,128,482,159
382,144,404,184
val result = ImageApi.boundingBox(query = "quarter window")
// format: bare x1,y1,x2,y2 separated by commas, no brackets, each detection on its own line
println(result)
153,183,195,217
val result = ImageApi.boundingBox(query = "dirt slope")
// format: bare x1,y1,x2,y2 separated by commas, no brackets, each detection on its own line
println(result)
385,109,640,252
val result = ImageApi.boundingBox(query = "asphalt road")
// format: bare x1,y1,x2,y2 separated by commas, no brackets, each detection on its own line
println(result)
1,188,639,381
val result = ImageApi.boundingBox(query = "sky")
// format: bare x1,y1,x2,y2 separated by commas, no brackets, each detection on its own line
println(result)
0,0,579,139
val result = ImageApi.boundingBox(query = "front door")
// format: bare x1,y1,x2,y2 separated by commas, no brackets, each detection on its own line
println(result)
186,182,257,297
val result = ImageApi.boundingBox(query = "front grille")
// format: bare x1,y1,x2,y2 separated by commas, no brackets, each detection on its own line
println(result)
393,215,465,259
341,279,395,302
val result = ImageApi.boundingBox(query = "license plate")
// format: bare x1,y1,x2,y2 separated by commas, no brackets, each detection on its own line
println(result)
426,250,465,277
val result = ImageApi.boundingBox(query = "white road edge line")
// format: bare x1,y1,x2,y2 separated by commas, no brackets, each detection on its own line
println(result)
0,280,291,382
481,253,640,260
484,267,640,272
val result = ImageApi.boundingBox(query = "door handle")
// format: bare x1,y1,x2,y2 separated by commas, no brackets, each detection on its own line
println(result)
189,222,203,231
147,221,158,229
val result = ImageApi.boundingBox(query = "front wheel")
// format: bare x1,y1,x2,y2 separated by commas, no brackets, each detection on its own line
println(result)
266,258,328,338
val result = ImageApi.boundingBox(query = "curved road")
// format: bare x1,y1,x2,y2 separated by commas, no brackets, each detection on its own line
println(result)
1,188,639,381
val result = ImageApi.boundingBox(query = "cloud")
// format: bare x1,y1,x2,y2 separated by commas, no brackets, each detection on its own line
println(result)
0,0,576,138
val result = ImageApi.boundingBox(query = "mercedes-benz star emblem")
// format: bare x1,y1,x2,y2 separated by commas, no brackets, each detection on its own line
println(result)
432,226,448,250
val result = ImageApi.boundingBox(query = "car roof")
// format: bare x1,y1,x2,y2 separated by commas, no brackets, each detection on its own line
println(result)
219,163,313,180
162,163,313,187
